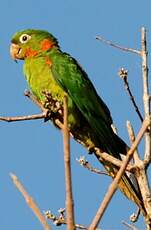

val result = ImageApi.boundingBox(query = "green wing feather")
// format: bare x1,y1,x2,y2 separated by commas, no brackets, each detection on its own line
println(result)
50,50,126,156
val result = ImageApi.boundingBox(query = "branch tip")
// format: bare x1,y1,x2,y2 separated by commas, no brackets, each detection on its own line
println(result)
118,68,144,122
96,35,141,55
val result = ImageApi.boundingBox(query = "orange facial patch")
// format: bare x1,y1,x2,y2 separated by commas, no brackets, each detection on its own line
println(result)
25,48,38,57
45,57,52,66
41,39,54,51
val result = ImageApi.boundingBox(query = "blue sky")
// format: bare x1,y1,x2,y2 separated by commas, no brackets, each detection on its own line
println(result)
0,0,151,229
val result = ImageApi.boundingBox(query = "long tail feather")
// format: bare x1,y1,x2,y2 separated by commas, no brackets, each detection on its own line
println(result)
94,134,147,218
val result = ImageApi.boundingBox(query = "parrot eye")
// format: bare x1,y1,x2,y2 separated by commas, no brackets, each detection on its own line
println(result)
19,34,31,43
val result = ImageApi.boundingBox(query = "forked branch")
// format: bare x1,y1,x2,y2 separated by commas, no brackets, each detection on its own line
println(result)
88,117,150,230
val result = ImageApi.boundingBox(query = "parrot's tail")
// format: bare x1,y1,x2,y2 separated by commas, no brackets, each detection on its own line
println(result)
94,133,147,219
71,118,147,218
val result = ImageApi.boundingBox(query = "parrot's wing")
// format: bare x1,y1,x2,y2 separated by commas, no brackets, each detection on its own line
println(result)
51,52,121,154
51,52,112,125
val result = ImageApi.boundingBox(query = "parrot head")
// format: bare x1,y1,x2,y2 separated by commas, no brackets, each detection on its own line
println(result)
10,29,59,61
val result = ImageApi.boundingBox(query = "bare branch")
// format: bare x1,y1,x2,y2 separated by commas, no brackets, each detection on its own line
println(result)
24,90,45,111
0,90,64,129
0,112,46,122
63,96,75,229
88,117,150,230
95,150,133,172
0,90,48,122
118,68,144,122
10,173,51,230
76,156,108,176
96,36,141,55
141,28,151,165
122,221,138,230
127,122,151,225
126,121,140,162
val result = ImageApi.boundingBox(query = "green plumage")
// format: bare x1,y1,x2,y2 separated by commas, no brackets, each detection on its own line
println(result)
10,29,146,216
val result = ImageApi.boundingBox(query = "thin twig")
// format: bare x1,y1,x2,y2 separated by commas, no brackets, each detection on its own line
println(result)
24,90,44,111
126,120,142,217
0,112,46,122
10,173,51,230
95,150,133,172
0,90,47,122
118,68,144,122
126,121,140,162
76,156,108,176
124,77,143,122
0,90,64,129
88,117,150,230
63,96,75,230
96,36,141,55
122,221,138,230
141,28,151,165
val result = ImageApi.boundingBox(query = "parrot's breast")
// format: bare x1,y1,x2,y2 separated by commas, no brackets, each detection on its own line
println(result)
23,56,65,103
23,56,81,130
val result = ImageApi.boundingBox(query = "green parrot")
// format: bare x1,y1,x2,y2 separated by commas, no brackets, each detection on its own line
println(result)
10,29,146,216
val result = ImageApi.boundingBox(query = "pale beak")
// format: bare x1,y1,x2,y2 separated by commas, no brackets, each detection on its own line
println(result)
10,43,21,61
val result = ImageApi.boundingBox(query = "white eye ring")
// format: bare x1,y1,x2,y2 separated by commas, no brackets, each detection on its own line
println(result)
19,34,31,43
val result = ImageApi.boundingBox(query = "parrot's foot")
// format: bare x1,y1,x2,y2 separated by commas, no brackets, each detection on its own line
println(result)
42,91,63,122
